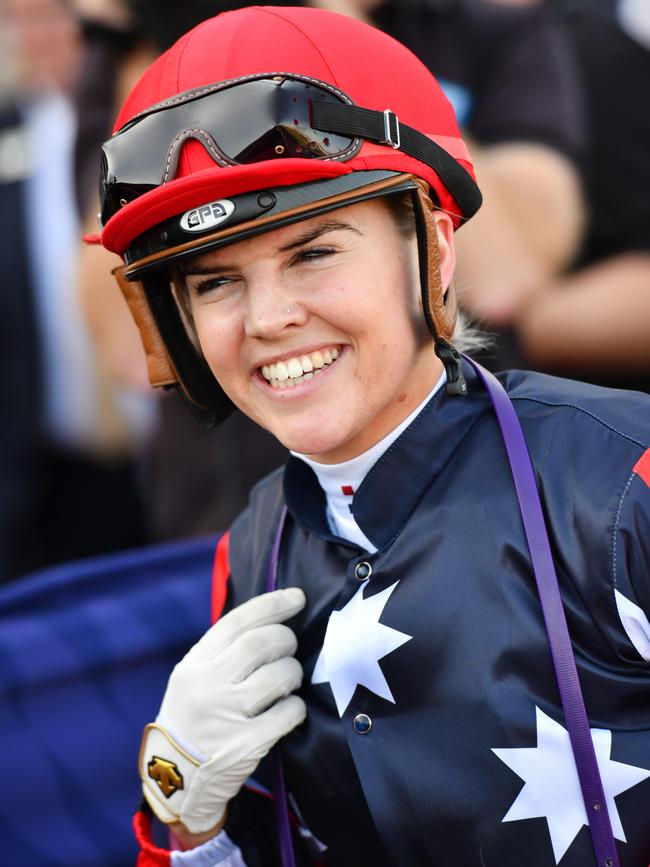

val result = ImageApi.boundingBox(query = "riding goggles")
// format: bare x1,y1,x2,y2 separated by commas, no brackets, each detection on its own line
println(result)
100,72,482,228
100,74,361,226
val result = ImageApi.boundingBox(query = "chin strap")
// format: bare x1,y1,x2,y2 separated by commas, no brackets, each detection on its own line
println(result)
435,338,467,396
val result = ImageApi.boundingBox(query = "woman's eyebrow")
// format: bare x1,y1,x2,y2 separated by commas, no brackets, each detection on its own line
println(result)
181,263,233,277
278,220,363,253
180,220,361,275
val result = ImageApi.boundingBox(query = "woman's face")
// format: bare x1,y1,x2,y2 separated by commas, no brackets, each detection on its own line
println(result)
183,197,454,463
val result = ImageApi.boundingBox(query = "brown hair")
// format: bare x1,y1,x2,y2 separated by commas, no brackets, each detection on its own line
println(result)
384,191,417,239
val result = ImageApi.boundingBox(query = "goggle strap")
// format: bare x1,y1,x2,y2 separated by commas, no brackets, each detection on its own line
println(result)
312,101,482,219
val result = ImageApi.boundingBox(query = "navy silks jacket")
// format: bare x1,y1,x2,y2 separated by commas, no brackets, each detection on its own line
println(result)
213,363,650,867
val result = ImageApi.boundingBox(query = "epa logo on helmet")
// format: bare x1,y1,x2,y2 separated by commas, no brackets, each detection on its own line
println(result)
180,199,235,232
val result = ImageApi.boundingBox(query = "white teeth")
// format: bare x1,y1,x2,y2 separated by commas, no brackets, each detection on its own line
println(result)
260,345,341,387
287,358,303,379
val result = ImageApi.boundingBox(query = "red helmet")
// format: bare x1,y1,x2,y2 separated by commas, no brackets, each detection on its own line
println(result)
99,6,481,424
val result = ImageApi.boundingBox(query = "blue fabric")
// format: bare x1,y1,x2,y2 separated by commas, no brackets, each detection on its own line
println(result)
0,536,216,867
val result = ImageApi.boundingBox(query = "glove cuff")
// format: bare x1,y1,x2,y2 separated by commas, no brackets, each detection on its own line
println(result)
139,723,201,825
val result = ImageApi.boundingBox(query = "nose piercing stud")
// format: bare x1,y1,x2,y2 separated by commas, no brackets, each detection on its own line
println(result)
285,307,292,314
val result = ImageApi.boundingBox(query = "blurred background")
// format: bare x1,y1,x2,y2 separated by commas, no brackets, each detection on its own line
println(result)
0,0,648,863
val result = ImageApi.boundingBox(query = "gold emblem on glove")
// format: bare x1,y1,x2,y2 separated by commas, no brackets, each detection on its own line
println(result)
148,756,184,798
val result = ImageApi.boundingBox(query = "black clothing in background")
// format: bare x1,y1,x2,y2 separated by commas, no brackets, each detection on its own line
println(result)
375,0,586,160
0,105,43,578
0,104,145,581
561,6,650,264
141,392,287,540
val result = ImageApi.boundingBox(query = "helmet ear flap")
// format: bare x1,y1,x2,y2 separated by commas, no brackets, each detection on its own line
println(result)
113,264,179,388
411,180,467,396
411,179,457,343
112,264,235,427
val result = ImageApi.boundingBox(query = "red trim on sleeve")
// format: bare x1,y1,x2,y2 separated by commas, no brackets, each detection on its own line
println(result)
133,811,172,867
211,531,230,624
633,449,650,488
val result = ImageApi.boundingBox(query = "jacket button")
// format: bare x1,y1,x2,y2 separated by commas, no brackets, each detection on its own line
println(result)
353,713,372,734
354,561,372,581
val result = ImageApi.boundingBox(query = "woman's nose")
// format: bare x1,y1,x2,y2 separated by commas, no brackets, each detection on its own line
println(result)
244,277,308,338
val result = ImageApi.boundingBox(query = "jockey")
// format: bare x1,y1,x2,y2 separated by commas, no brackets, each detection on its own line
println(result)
94,6,650,867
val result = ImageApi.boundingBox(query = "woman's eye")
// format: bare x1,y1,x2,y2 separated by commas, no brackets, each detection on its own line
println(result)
294,246,336,264
191,276,234,296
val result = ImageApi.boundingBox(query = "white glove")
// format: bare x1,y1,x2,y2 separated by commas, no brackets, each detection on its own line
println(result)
140,587,307,834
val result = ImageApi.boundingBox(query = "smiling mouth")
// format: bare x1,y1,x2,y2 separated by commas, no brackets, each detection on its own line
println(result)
260,346,341,389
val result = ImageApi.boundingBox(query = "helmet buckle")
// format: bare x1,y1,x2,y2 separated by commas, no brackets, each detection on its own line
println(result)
382,109,401,149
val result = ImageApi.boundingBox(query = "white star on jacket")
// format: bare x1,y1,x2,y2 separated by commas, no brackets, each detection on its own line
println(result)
493,706,650,864
312,580,412,716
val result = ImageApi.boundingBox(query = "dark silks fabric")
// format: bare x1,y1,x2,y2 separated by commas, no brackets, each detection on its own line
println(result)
225,362,650,867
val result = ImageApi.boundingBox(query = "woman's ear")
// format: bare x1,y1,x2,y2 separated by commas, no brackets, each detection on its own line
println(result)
432,210,456,292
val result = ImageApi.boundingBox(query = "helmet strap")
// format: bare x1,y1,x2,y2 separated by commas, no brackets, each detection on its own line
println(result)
435,339,468,397
411,181,467,397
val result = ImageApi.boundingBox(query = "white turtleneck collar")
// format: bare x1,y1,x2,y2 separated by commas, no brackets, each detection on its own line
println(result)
291,369,447,552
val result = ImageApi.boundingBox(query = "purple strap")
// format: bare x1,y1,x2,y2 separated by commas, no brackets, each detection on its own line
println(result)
265,361,618,867
467,358,618,867
265,506,296,867
264,500,287,593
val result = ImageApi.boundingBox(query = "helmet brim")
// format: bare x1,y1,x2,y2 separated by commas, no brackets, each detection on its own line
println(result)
121,170,417,279
101,158,353,255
